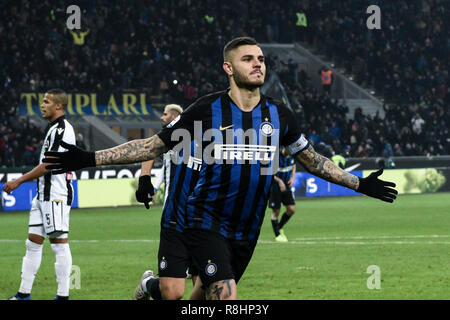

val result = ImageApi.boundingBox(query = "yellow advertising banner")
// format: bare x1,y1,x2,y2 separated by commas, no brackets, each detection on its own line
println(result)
19,92,152,116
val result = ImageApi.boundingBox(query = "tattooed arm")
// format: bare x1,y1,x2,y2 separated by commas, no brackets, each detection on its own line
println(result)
296,144,359,190
43,135,168,174
95,135,168,166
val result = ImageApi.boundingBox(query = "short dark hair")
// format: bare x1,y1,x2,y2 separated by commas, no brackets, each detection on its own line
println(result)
46,88,68,109
223,36,258,61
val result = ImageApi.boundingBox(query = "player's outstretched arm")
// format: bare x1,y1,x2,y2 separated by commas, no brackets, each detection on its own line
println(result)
96,136,167,166
296,144,397,203
43,135,168,174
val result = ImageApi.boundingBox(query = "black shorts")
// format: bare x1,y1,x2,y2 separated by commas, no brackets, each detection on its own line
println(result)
184,228,257,287
269,184,295,210
157,228,197,278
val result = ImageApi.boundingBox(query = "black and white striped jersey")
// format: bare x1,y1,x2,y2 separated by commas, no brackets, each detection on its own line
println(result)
37,116,76,205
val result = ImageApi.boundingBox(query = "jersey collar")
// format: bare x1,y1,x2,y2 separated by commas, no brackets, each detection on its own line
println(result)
49,115,66,127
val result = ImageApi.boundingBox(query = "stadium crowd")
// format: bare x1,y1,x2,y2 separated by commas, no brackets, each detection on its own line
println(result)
274,55,449,160
0,0,448,167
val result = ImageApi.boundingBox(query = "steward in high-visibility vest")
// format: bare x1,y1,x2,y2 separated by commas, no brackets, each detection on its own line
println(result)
319,67,333,94
321,70,332,85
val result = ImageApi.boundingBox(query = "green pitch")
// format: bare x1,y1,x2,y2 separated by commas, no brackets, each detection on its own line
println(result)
1,193,448,300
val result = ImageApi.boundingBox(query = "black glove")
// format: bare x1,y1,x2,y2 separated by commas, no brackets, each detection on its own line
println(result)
357,169,398,203
135,175,155,209
43,141,96,174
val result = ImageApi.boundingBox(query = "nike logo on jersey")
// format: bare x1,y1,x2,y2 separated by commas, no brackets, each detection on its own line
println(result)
219,124,234,131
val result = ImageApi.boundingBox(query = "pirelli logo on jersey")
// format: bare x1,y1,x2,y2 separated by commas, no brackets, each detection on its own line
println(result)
213,144,277,163
187,156,202,171
169,122,281,174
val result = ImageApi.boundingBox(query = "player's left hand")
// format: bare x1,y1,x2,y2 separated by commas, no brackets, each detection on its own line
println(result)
135,175,155,209
357,169,398,203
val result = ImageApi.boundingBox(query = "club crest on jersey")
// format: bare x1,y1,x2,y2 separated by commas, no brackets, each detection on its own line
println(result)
205,261,217,276
260,122,274,137
159,258,168,270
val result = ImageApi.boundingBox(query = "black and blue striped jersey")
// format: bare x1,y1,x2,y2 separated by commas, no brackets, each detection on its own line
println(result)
159,142,201,232
157,90,309,240
276,152,295,185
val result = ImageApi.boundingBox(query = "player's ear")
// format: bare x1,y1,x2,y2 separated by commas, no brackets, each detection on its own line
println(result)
55,103,64,111
223,61,233,76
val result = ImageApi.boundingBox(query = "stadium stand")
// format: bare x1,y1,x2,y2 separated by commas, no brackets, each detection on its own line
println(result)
0,0,448,167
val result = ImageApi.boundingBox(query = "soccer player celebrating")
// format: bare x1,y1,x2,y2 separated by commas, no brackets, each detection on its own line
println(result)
4,89,76,300
269,147,297,242
43,37,397,300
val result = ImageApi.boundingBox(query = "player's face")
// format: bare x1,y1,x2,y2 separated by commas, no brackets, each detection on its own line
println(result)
41,93,59,121
160,108,178,127
229,45,266,89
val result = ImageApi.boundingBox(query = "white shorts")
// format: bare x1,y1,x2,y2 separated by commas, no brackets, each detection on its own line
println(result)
29,196,71,239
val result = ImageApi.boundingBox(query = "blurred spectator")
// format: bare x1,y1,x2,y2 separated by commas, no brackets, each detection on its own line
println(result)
329,121,341,140
354,144,368,158
76,133,87,150
309,129,321,146
411,113,425,136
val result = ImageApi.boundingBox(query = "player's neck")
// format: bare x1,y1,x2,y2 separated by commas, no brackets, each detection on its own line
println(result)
228,86,261,112
48,112,65,124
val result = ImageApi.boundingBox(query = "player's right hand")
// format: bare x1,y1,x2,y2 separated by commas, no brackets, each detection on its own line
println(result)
135,175,155,209
43,141,96,174
278,180,287,192
2,180,20,194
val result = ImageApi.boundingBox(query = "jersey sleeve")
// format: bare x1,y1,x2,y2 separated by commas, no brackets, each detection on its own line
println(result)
49,121,76,152
281,107,309,156
157,100,205,150
60,123,76,151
